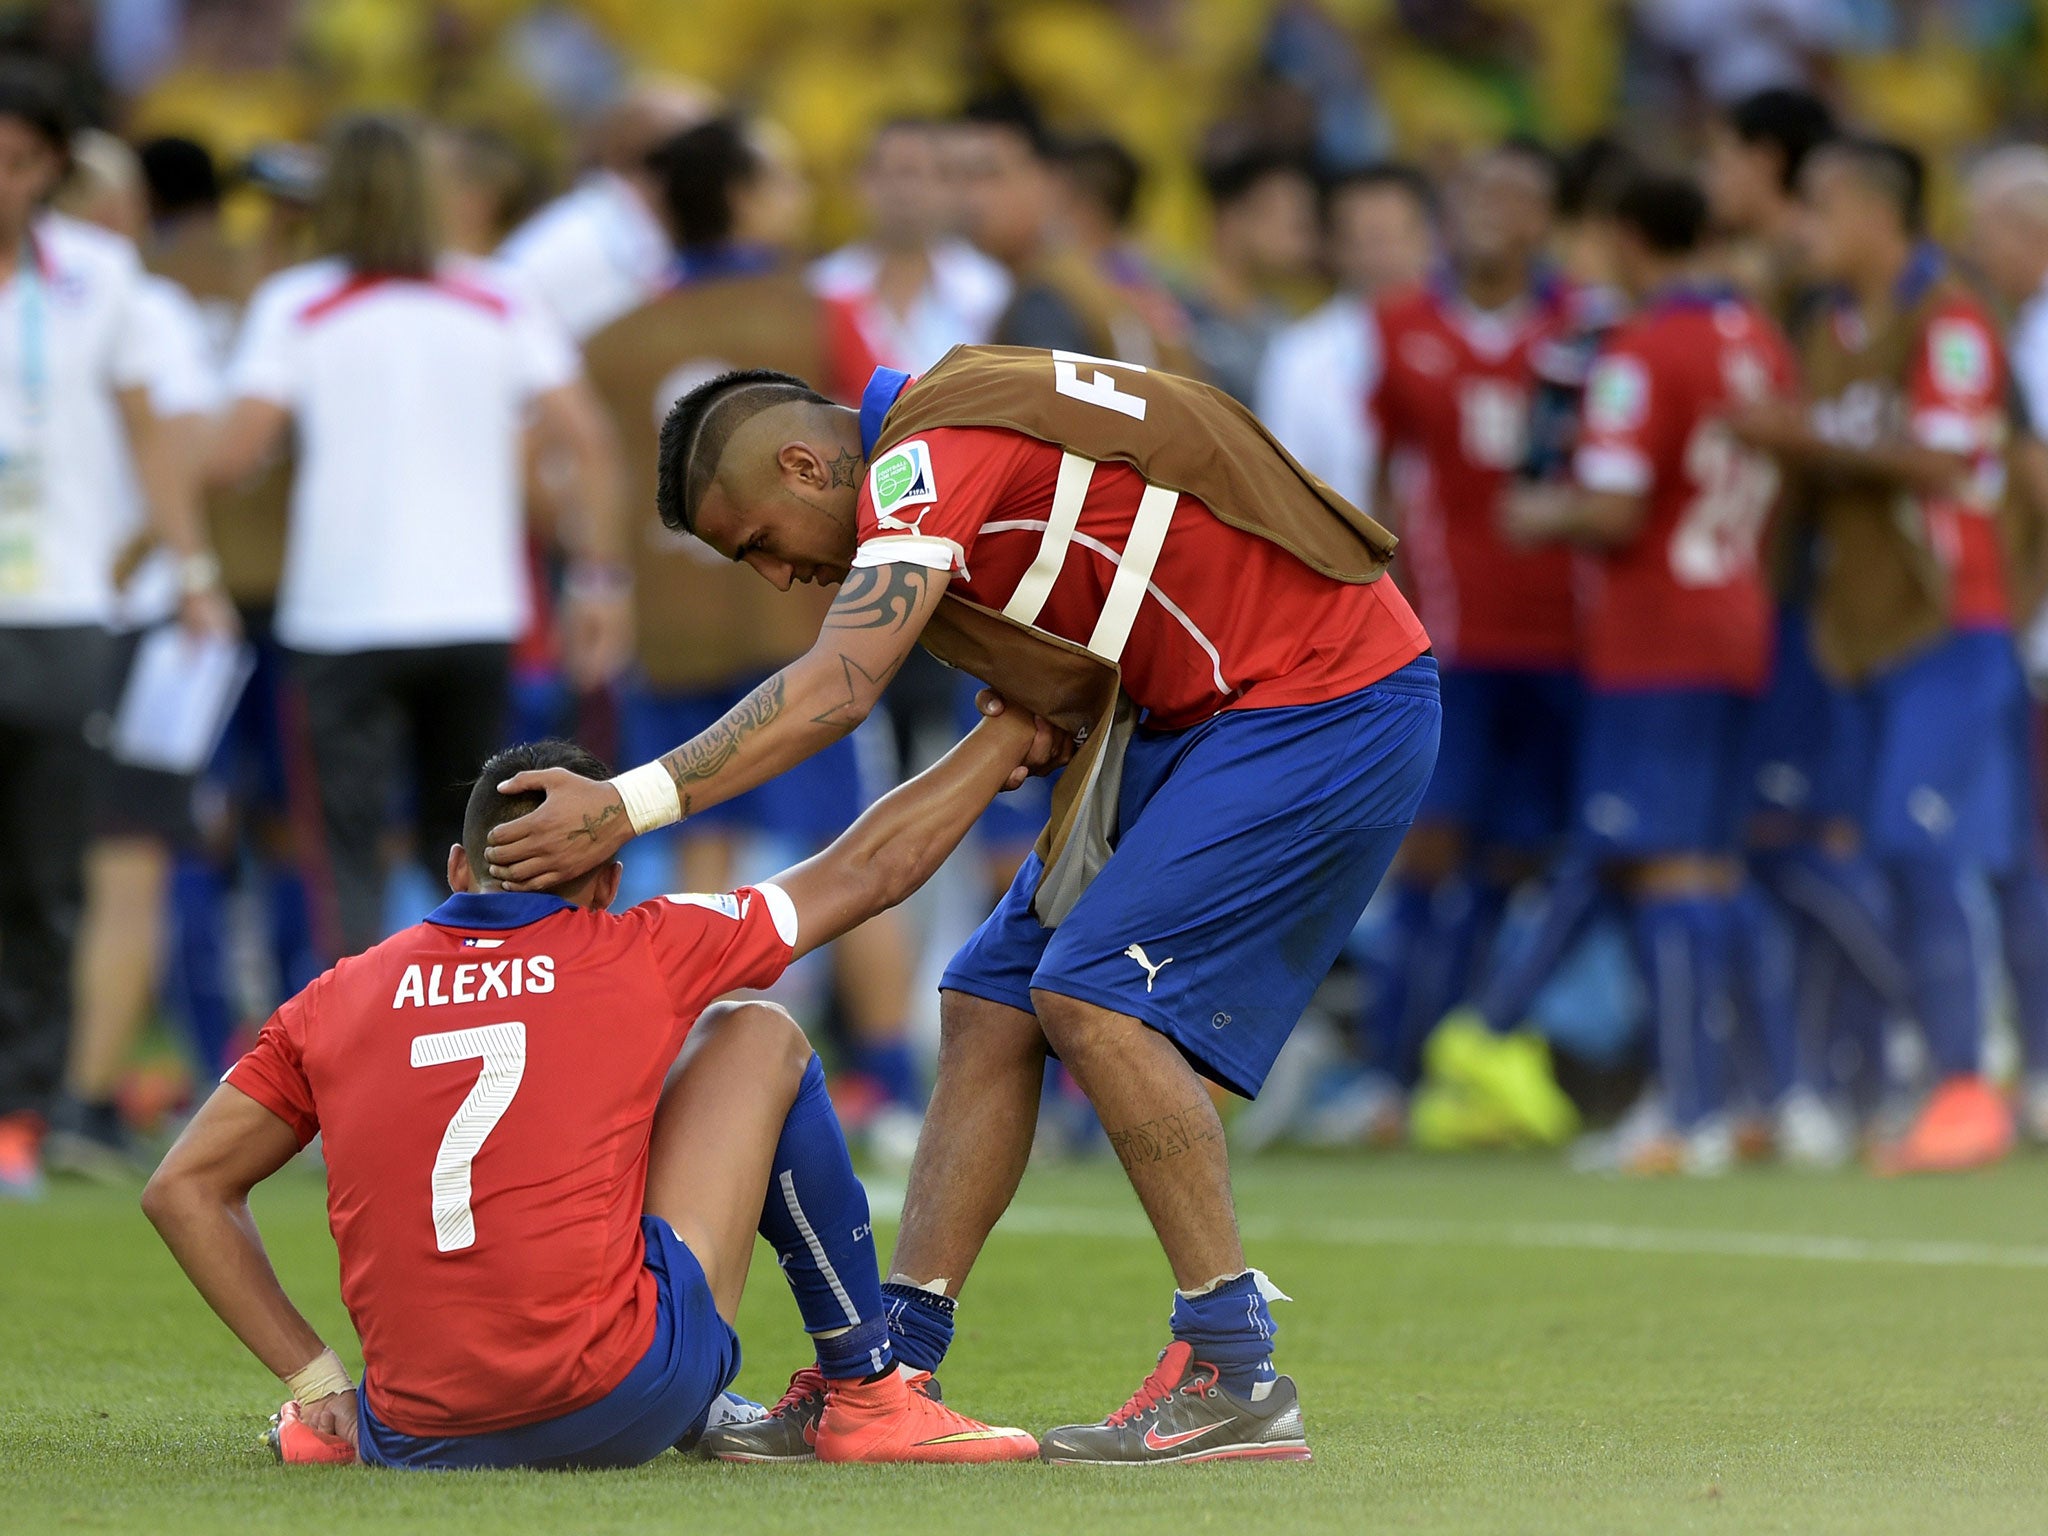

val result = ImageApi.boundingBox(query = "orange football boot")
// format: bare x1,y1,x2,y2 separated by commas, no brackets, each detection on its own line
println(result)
265,1400,358,1465
0,1111,43,1200
1873,1076,2014,1175
812,1369,1038,1464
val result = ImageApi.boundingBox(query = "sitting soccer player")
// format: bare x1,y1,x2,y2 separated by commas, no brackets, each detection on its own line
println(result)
141,712,1059,1469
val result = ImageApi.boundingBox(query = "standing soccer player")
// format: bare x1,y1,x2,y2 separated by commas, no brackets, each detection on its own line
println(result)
1366,142,1583,1142
1733,139,2048,1172
485,345,1438,1463
1505,173,1796,1169
143,715,1060,1469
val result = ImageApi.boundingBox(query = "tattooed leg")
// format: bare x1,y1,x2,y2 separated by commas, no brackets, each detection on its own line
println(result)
1032,988,1246,1289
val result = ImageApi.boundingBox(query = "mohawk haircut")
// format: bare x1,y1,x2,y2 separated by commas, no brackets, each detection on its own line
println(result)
462,739,611,879
656,368,831,535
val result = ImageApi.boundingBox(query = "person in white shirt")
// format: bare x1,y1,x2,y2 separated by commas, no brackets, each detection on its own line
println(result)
809,118,1011,375
0,62,229,1201
1969,147,2048,676
1257,163,1436,512
496,80,714,343
209,113,620,959
43,128,229,1178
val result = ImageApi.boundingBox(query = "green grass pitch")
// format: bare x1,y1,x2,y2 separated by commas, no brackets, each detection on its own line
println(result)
8,1151,2048,1534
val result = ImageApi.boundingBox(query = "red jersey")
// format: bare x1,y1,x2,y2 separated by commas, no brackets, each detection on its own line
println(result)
853,419,1428,730
1369,283,1579,670
1572,287,1795,693
226,885,796,1437
1900,295,2010,630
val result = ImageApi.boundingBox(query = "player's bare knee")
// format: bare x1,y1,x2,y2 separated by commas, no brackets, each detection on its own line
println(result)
1030,989,1120,1061
714,999,814,1086
938,988,1047,1066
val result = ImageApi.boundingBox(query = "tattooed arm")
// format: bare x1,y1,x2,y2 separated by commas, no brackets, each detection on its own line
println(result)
484,560,950,888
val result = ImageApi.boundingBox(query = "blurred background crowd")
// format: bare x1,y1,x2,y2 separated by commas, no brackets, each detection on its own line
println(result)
9,0,2048,1197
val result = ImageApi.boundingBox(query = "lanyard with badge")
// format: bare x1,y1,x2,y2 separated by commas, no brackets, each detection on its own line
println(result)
0,240,46,596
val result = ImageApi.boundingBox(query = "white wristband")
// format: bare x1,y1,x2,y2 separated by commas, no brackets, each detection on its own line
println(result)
611,761,683,835
282,1346,352,1404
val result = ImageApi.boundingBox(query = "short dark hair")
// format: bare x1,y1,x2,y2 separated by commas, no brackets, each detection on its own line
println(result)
648,115,762,250
1201,146,1312,211
1320,160,1437,227
0,54,74,170
1612,171,1709,255
1556,135,1638,221
1058,134,1144,227
1726,87,1836,193
138,136,219,220
959,90,1052,159
656,368,830,534
1814,136,1927,234
463,739,612,879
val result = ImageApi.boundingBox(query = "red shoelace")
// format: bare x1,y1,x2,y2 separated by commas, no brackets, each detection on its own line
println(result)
1105,1343,1217,1426
772,1366,827,1416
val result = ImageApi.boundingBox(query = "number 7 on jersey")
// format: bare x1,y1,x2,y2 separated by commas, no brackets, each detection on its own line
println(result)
410,1022,527,1253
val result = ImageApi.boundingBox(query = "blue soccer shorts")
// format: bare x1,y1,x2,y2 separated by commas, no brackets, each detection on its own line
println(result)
622,676,871,849
356,1216,740,1470
1575,686,1755,857
1418,664,1580,850
941,657,1441,1099
1850,627,2037,872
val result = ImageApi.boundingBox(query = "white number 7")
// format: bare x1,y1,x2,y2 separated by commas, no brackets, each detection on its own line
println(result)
410,1022,527,1253
1053,350,1148,420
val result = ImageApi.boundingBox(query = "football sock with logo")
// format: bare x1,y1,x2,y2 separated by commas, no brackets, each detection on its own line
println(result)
1475,855,1604,1034
1885,855,1982,1079
849,1039,922,1110
1633,894,1731,1131
756,1055,891,1378
1170,1270,1284,1397
1729,880,1801,1105
1994,862,2048,1074
881,1281,956,1374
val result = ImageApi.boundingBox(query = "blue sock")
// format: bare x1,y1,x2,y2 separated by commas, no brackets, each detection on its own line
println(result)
849,1039,922,1110
1730,880,1801,1105
167,856,234,1078
1475,855,1604,1033
268,862,322,996
881,1281,956,1375
756,1055,891,1379
1886,856,1982,1079
1995,861,2048,1075
1169,1271,1280,1396
1363,877,1434,1082
1401,875,1506,1063
1759,845,1909,1013
1633,895,1732,1131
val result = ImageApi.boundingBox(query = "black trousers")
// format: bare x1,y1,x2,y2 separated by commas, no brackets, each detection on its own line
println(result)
292,642,510,957
0,626,113,1118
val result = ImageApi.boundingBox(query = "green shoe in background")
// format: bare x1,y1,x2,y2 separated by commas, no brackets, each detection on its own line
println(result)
1422,1008,1582,1148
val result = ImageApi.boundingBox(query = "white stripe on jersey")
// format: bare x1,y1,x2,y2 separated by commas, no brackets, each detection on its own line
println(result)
1003,451,1094,627
1088,484,1179,663
981,519,1230,693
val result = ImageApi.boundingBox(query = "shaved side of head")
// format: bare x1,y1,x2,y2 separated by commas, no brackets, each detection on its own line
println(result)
656,369,830,533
